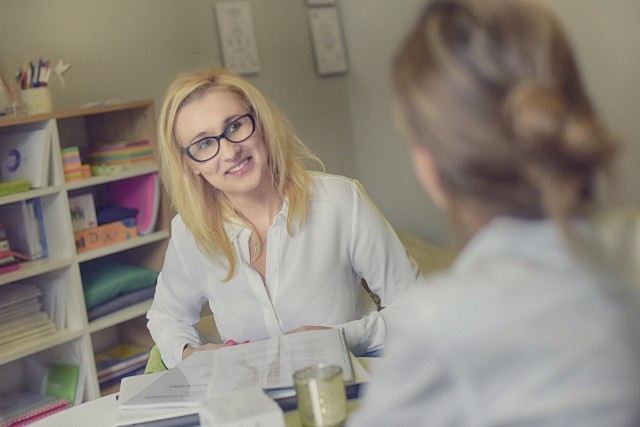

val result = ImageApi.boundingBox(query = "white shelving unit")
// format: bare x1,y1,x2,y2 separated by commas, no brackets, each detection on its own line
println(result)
0,100,170,402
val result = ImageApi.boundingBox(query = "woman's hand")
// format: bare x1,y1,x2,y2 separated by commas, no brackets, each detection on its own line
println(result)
182,339,250,360
285,325,332,335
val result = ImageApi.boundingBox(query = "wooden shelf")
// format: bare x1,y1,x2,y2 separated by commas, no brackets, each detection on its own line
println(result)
88,299,154,334
0,256,74,286
0,185,61,206
0,329,84,365
76,230,170,263
65,162,158,191
0,99,170,402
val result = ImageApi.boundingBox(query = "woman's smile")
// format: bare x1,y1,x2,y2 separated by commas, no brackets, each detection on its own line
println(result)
225,157,252,175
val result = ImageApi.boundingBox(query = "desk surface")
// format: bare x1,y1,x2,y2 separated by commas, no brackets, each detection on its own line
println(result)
31,358,377,427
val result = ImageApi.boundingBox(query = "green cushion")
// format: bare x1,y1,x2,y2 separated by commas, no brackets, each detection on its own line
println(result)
81,261,158,310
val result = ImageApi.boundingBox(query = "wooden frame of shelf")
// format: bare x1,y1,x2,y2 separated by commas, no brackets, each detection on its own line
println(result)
0,99,170,402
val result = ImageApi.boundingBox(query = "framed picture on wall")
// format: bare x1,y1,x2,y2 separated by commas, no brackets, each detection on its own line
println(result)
214,0,261,75
307,6,349,76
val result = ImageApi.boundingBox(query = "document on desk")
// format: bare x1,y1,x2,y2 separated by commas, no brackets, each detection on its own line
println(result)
120,328,355,410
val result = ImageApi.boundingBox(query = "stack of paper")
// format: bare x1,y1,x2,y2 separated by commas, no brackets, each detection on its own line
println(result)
0,283,57,350
121,329,358,409
88,139,154,168
115,329,370,426
61,146,82,183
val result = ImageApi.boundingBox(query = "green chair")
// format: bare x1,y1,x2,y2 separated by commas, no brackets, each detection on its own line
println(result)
144,313,220,374
144,345,167,374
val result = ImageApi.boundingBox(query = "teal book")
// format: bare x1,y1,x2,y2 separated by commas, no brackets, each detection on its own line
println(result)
45,363,80,405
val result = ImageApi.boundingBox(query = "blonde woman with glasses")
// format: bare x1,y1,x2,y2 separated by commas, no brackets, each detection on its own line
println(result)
146,67,419,369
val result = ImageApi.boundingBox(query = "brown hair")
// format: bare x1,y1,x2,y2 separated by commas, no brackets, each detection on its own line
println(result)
393,0,616,236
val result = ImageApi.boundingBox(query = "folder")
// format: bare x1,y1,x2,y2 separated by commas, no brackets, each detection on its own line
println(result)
45,363,80,405
107,173,160,236
0,127,51,188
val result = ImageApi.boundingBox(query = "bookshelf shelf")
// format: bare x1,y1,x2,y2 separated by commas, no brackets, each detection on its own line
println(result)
76,230,170,263
0,185,62,206
0,329,84,366
0,256,74,286
88,299,153,334
0,100,170,405
64,162,158,191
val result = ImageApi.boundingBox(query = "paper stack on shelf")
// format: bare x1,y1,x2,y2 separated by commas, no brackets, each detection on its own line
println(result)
88,139,154,170
0,283,57,351
0,127,51,188
95,343,150,392
61,146,83,183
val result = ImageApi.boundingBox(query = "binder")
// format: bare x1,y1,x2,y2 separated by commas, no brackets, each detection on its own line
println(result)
0,127,51,188
107,173,160,235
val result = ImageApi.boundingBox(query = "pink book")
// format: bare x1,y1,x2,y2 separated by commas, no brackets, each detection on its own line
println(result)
107,173,160,236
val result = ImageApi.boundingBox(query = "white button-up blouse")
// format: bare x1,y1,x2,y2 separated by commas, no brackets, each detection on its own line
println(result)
147,173,420,368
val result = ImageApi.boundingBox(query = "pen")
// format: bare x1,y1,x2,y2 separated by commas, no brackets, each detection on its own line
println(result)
29,61,34,88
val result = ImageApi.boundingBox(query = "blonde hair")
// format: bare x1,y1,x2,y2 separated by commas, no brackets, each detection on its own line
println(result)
157,67,323,280
393,0,616,237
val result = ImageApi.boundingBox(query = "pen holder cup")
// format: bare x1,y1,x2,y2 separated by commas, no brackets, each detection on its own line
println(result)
20,87,53,115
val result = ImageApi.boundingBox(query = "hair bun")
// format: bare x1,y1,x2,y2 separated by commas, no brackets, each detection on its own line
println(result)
503,82,614,168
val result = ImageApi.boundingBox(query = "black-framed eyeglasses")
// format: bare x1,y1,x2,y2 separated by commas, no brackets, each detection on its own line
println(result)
182,113,256,162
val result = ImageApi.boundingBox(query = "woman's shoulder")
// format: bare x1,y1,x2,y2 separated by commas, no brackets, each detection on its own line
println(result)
170,213,193,241
310,171,358,185
309,172,363,196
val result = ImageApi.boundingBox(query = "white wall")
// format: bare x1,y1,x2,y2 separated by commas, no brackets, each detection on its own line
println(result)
2,0,639,245
340,0,449,245
540,0,640,207
340,0,640,244
0,0,357,177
